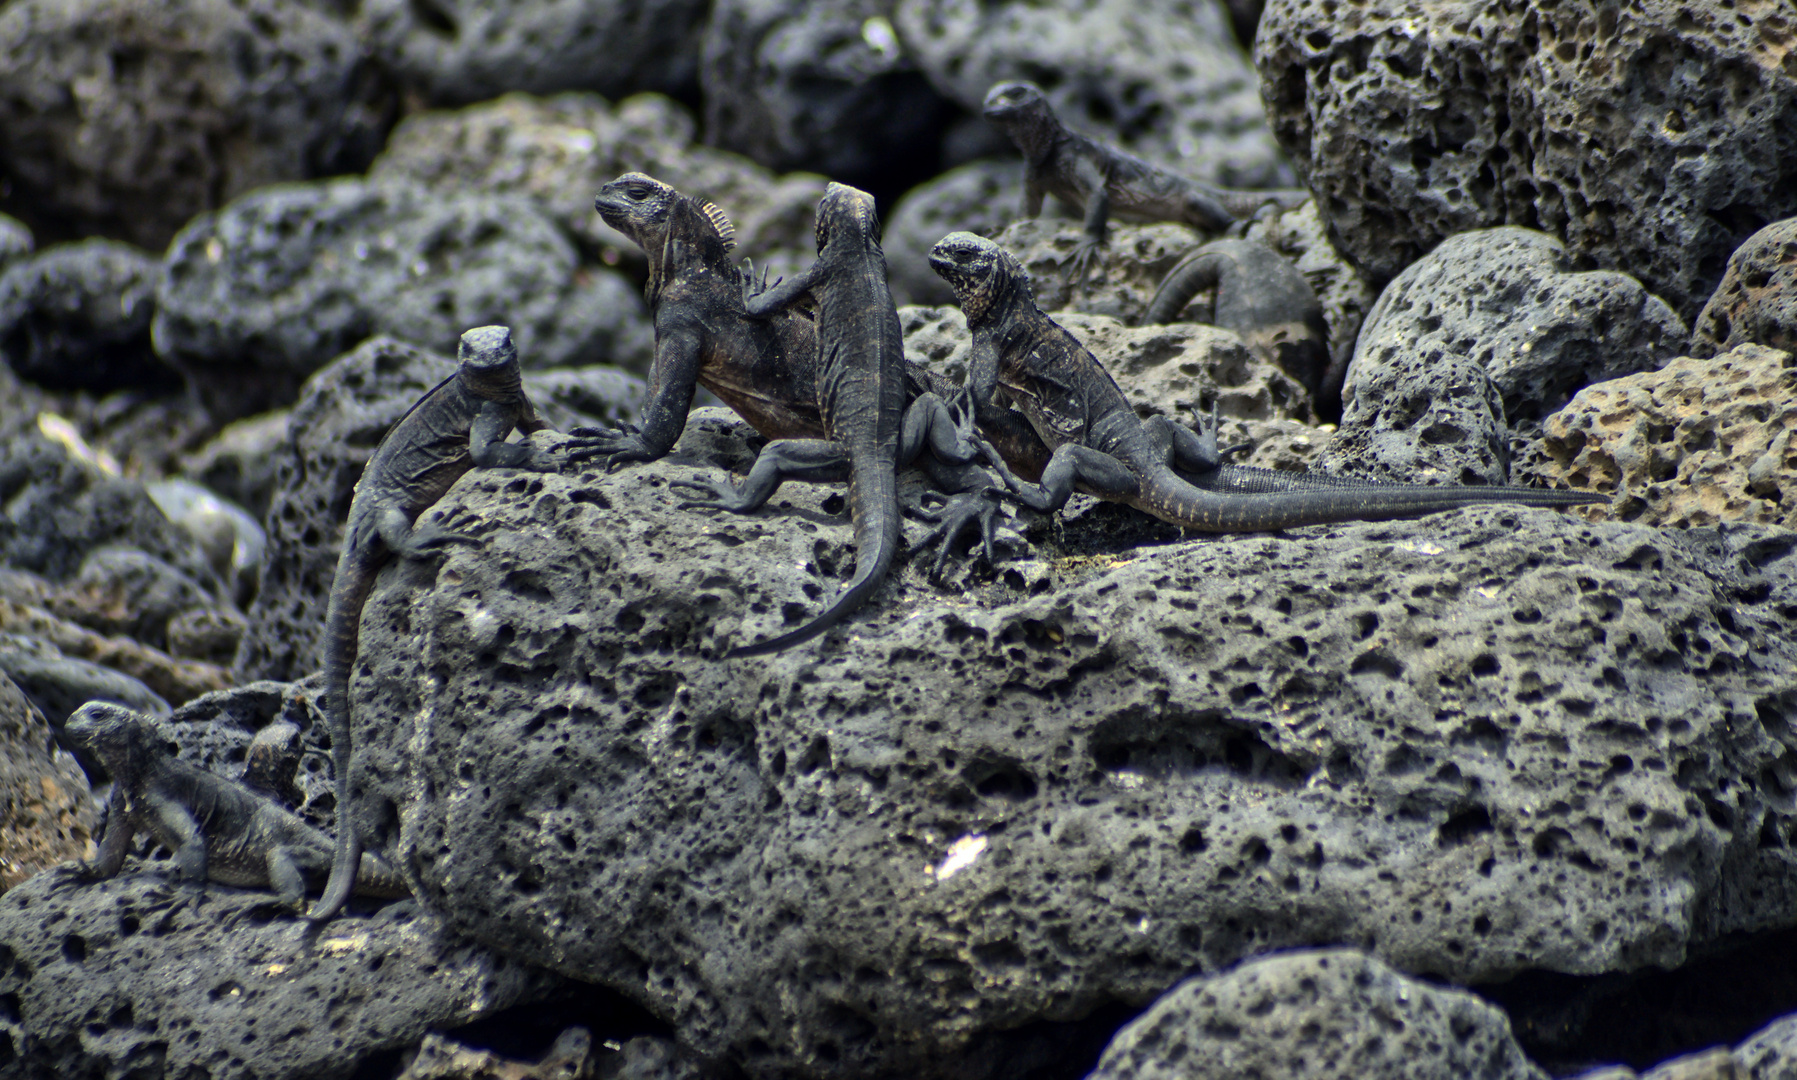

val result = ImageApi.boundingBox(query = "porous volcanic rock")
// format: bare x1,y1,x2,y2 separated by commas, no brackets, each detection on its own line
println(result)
895,0,1294,187
0,0,394,252
1256,0,1797,317
0,213,31,270
994,219,1214,323
345,417,1797,1078
0,240,176,394
0,671,96,892
163,676,334,828
1580,1009,1797,1079
886,160,1028,308
1242,201,1379,390
1513,345,1797,533
0,632,169,729
153,178,651,421
1087,949,1547,1080
1693,218,1797,359
357,0,705,107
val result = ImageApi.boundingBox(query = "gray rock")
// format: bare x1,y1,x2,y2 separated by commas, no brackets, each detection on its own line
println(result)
0,633,170,729
153,178,652,422
1693,218,1797,359
145,478,267,606
1242,200,1379,395
1087,949,1548,1080
346,420,1797,1077
357,0,705,107
0,867,560,1080
180,411,292,525
48,547,221,654
993,219,1214,324
1255,0,1797,318
886,159,1027,308
0,0,394,252
0,240,176,394
1733,1013,1797,1078
0,670,97,893
896,0,1294,187
0,213,31,270
164,676,334,830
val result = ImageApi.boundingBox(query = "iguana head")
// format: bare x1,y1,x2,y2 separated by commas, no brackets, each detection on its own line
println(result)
458,325,524,400
65,701,165,779
982,81,1059,160
813,182,881,257
928,231,1029,325
596,172,736,272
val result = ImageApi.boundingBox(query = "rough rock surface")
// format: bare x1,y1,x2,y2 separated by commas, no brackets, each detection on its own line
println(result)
0,671,96,892
0,214,31,270
153,178,652,422
181,412,292,525
341,415,1797,1078
1256,0,1797,318
0,596,232,710
994,219,1216,324
0,0,393,252
1576,1008,1797,1079
1693,218,1797,359
369,91,827,264
358,0,705,107
1087,949,1547,1080
896,0,1294,187
1513,345,1797,533
886,160,1029,308
0,632,169,730
1242,201,1379,388
0,240,176,394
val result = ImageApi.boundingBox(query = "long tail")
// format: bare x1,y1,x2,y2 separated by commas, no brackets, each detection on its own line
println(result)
309,549,378,922
730,455,901,658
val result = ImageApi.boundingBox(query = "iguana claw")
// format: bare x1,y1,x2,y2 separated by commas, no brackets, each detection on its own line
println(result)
912,487,1016,578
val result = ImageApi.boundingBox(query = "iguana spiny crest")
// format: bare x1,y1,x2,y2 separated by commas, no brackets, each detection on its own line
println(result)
594,172,737,303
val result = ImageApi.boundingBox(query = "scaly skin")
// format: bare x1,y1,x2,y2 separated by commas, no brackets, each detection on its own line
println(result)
929,232,1608,530
67,702,408,908
311,325,561,923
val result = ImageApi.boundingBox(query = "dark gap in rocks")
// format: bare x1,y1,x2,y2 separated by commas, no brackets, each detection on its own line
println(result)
436,980,675,1065
965,998,1144,1080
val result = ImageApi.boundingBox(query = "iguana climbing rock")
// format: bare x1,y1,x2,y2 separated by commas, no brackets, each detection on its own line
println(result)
982,81,1311,283
670,183,996,656
66,701,408,909
928,232,1606,529
312,325,561,923
1141,238,1340,418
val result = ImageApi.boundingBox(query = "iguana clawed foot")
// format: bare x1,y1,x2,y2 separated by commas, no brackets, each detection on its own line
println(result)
910,487,1019,579
668,475,755,513
397,513,479,556
561,424,661,473
1063,238,1104,289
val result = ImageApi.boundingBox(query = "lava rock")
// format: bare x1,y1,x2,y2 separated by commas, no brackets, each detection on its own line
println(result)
895,0,1294,187
46,547,223,654
181,411,291,524
1256,0,1797,318
0,0,394,252
1692,218,1797,359
344,422,1797,1078
0,632,169,728
0,240,175,394
1087,949,1547,1080
164,676,335,829
0,213,31,270
0,670,97,892
885,159,1027,307
153,178,652,422
993,219,1213,323
1513,344,1797,532
358,0,704,107
396,1026,593,1080
1242,200,1379,394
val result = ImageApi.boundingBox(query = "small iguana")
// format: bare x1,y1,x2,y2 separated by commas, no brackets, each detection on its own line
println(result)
1141,238,1340,418
66,701,408,909
312,325,561,923
928,232,1607,529
670,183,997,656
982,81,1311,283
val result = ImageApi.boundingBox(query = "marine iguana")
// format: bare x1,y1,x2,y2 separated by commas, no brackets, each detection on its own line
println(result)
1141,237,1340,418
66,701,408,910
312,325,560,923
981,81,1311,283
669,182,997,655
928,232,1606,528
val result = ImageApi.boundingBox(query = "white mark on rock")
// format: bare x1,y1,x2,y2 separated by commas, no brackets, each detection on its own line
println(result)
931,834,987,882
1395,540,1444,555
319,932,368,955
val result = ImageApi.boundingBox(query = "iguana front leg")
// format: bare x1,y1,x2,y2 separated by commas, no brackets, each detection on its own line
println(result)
1065,156,1112,288
151,794,208,888
77,790,134,879
670,439,850,512
562,318,703,471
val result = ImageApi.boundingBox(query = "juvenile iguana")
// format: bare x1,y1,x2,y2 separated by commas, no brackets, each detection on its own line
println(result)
312,325,561,923
928,232,1606,529
670,183,996,656
982,81,1311,283
66,701,408,910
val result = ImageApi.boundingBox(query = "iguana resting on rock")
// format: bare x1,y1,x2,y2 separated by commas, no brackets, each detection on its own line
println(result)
982,81,1311,283
671,183,1000,655
313,325,562,923
67,701,408,910
929,232,1607,529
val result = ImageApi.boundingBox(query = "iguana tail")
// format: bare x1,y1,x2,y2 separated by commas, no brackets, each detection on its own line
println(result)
309,547,379,922
730,453,901,658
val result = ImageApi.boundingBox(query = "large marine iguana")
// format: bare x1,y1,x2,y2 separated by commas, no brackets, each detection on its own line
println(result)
311,325,561,923
981,81,1311,283
66,701,408,910
928,232,1606,528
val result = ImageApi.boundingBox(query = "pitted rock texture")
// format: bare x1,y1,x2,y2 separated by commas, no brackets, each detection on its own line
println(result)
153,178,652,422
0,632,169,730
1583,1009,1797,1079
0,0,393,252
358,0,704,107
995,220,1215,324
1512,345,1796,533
369,91,827,262
896,0,1294,187
1242,201,1379,389
0,240,176,394
1087,949,1547,1080
886,160,1028,308
346,420,1797,1079
0,867,558,1080
1693,218,1797,359
0,671,96,892
1256,0,1797,318
164,676,335,828
0,214,31,270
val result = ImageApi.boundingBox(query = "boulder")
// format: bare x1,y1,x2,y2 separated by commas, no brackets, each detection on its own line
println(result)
1692,218,1797,359
0,670,97,892
0,240,176,394
885,160,1028,308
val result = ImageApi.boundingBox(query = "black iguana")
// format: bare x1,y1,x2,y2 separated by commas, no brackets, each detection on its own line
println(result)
982,80,1311,283
928,232,1607,529
66,701,408,909
312,325,561,923
669,182,998,655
